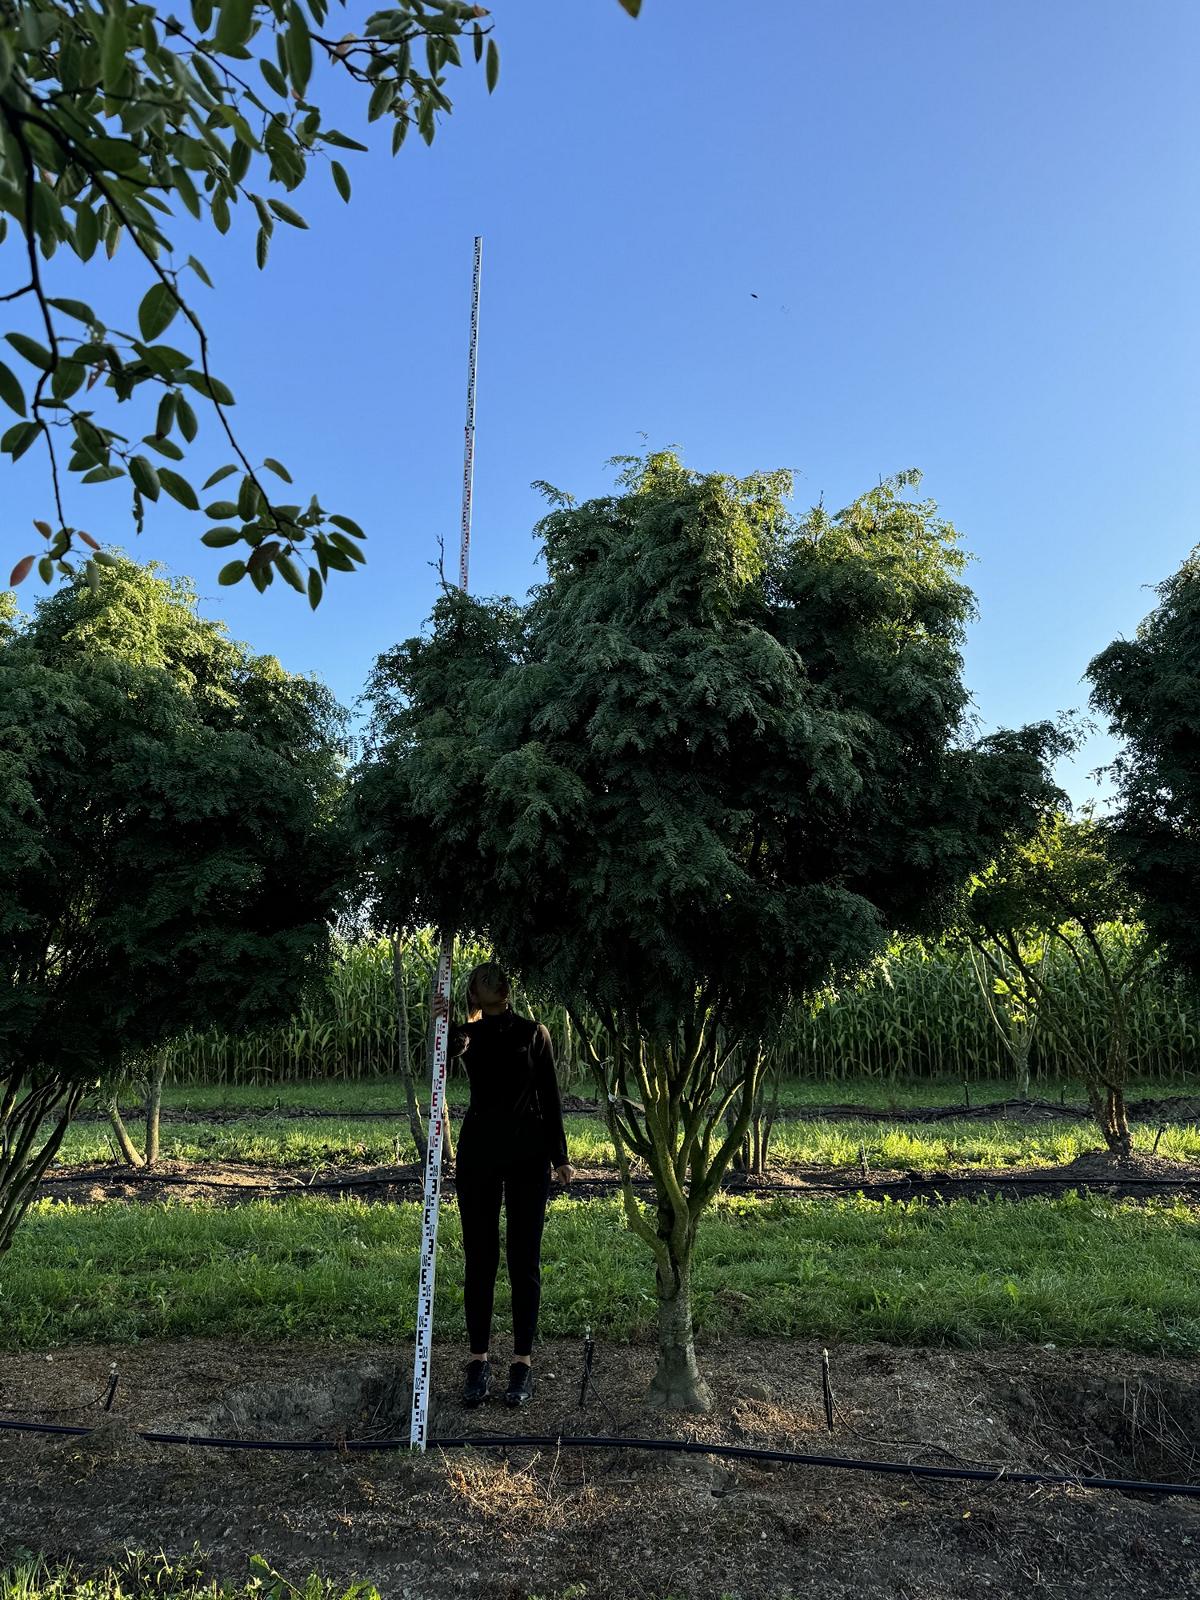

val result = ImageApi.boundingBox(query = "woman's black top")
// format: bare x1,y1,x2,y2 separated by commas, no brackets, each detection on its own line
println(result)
450,1009,569,1169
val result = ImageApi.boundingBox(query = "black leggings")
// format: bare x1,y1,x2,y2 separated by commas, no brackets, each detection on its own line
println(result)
456,1152,551,1357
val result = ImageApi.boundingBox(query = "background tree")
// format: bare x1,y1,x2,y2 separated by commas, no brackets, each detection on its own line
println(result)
966,937,1043,1099
353,454,1061,1410
0,0,640,598
1089,550,1200,979
962,813,1155,1156
0,557,343,1252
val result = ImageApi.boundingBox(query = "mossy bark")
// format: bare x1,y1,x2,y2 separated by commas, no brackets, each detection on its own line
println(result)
648,1246,711,1413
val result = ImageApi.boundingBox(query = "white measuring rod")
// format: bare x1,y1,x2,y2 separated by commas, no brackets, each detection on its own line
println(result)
409,931,454,1449
409,236,482,1450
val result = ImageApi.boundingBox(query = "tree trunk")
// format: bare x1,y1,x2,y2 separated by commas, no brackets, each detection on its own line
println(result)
1101,1083,1132,1157
107,1096,145,1168
392,934,427,1162
648,1242,711,1412
0,1081,84,1257
144,1057,165,1167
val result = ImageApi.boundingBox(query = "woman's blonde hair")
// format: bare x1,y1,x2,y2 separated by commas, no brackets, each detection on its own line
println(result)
466,962,510,1008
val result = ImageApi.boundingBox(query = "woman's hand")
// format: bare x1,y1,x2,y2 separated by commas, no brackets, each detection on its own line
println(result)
553,1164,574,1185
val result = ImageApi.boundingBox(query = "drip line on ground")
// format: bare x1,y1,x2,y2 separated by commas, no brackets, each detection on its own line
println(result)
35,1168,1200,1197
0,1416,1196,1499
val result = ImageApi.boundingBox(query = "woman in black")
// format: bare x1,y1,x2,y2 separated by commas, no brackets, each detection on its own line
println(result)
451,963,572,1408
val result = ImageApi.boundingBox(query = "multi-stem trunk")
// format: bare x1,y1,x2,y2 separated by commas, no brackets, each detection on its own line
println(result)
575,1013,762,1412
1088,1033,1132,1157
649,1213,710,1412
107,1094,145,1168
0,1074,83,1257
144,1056,165,1167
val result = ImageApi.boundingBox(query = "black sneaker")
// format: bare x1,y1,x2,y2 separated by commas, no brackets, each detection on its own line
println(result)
462,1359,491,1408
505,1363,535,1407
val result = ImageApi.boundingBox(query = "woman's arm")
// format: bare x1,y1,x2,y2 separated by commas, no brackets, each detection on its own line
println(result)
532,1023,570,1169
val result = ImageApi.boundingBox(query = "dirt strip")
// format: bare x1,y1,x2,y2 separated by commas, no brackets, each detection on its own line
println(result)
75,1092,1200,1127
1,1337,1198,1599
35,1149,1200,1209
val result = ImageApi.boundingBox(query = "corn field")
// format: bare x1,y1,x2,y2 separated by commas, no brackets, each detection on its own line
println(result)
162,932,582,1086
163,929,1200,1087
783,936,1200,1083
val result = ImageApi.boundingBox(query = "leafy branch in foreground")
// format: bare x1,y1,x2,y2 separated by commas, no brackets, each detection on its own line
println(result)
0,0,504,603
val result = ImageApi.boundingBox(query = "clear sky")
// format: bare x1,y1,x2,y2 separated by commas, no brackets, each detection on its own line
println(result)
5,0,1198,800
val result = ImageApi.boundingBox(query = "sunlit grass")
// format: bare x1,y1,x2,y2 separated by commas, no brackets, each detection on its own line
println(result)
3,1192,1197,1355
54,1109,1200,1173
0,1552,378,1600
128,1071,1200,1120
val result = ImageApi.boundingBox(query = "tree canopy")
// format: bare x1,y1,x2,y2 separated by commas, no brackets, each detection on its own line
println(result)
0,558,344,1250
1,0,640,601
961,812,1153,1154
354,453,1063,1405
359,457,1062,1033
1089,551,1200,980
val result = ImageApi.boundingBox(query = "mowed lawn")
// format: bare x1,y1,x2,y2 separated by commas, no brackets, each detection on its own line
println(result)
3,1192,1198,1354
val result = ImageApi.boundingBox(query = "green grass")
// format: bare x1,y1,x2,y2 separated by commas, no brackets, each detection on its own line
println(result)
56,1111,1200,1173
116,1072,1200,1120
0,1552,378,1600
3,1191,1197,1354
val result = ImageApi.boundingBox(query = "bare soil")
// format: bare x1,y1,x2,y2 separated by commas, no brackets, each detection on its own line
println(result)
1,1338,1198,1599
35,1149,1200,1209
76,1092,1200,1126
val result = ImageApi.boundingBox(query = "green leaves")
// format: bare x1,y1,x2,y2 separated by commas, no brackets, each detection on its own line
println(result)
158,469,200,510
214,0,255,52
129,455,161,500
2,421,42,461
138,284,181,341
218,559,248,585
0,361,27,418
101,9,128,93
616,0,643,13
0,0,509,596
285,3,313,97
5,333,52,372
267,199,307,229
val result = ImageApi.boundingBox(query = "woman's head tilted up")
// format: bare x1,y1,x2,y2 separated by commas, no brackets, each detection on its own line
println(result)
466,962,511,1019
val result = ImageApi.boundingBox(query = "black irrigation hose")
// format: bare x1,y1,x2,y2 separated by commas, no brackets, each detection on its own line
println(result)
74,1095,1200,1127
0,1415,1196,1498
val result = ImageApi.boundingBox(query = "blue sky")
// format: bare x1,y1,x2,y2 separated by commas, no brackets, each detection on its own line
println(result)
5,0,1198,800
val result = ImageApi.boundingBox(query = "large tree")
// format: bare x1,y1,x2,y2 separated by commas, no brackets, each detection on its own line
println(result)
0,558,343,1252
1089,551,1200,979
353,454,1061,1409
1,0,641,600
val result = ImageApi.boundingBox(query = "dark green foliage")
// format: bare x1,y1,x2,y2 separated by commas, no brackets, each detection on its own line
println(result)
354,453,1063,1407
358,457,1062,1037
0,558,344,1249
1090,552,1200,978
